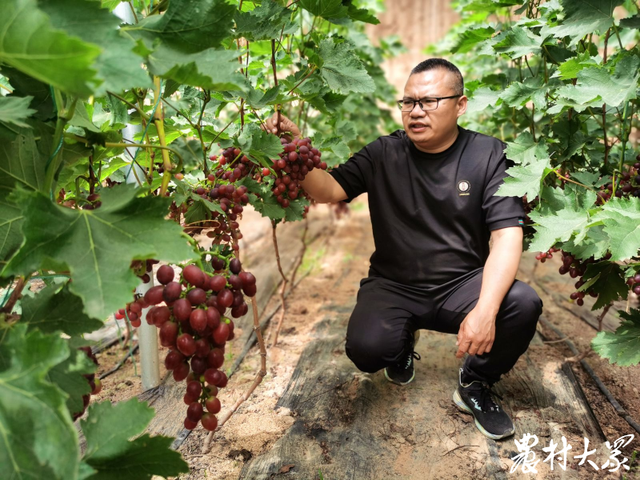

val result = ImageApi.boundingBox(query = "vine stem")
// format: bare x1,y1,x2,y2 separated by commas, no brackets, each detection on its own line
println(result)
553,171,595,191
151,76,172,195
203,295,266,452
287,66,317,95
0,277,26,314
268,221,289,348
43,94,78,194
68,136,185,167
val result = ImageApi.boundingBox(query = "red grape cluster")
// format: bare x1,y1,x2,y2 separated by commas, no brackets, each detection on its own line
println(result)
115,296,147,328
626,273,640,296
267,137,327,210
558,251,604,306
73,346,101,421
210,148,257,183
139,257,256,431
534,246,559,263
596,161,640,205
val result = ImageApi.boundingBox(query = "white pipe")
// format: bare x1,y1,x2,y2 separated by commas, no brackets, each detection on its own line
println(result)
135,268,161,390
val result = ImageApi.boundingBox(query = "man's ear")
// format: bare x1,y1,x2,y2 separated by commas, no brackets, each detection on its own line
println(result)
457,96,468,118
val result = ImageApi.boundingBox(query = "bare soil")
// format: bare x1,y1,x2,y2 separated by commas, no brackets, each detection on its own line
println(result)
92,199,640,479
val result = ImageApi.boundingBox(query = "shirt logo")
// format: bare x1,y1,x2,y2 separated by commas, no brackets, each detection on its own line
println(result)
457,180,471,196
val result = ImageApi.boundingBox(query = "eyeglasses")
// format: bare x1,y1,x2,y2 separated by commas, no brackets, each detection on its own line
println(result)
397,95,462,112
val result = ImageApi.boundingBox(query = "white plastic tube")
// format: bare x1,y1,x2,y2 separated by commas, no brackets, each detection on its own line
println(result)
135,271,161,390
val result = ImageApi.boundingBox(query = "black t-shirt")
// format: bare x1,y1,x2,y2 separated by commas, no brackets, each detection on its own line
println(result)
328,127,525,288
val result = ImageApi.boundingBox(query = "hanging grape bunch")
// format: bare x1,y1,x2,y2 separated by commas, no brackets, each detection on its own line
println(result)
73,346,101,421
267,137,327,212
596,160,640,205
138,255,257,431
626,273,640,297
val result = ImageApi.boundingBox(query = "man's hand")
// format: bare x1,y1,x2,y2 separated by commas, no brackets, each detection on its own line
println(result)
264,112,301,141
455,306,496,358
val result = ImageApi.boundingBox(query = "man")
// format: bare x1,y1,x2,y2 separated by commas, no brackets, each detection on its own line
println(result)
266,58,543,440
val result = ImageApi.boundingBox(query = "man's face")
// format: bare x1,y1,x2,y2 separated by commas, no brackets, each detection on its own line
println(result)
401,69,467,153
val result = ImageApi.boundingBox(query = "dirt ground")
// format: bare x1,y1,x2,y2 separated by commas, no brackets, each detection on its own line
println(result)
91,199,640,480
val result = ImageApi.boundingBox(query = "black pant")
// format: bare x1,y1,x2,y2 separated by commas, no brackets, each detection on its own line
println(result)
344,268,543,385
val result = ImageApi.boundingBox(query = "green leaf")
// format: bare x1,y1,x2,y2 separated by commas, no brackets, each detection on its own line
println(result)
492,26,542,58
235,0,297,41
237,123,284,166
620,14,640,28
0,124,45,270
590,196,640,261
299,0,349,20
148,45,247,91
452,26,495,53
592,308,640,366
578,262,628,310
21,284,104,336
564,224,610,260
2,185,197,320
246,85,281,109
2,65,55,121
81,399,154,462
284,197,310,222
84,434,189,480
551,0,624,40
557,55,640,108
504,132,549,165
0,0,101,97
125,0,235,53
496,155,552,199
346,4,380,24
318,39,376,94
500,77,546,108
69,101,101,133
46,341,95,416
555,52,598,80
465,87,501,115
169,137,204,171
0,324,80,480
38,0,152,94
528,205,592,253
0,95,36,127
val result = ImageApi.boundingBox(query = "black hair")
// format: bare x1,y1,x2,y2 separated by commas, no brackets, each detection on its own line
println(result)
410,58,464,96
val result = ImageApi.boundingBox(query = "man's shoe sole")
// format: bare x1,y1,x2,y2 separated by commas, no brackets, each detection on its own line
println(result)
384,331,421,386
452,389,515,440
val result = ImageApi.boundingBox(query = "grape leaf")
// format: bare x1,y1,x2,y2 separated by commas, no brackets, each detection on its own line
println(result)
46,341,95,416
557,55,640,108
563,224,609,260
246,85,281,109
125,0,235,53
452,26,495,53
346,4,380,25
38,0,152,94
2,185,197,320
237,124,284,166
0,324,80,480
0,124,45,271
147,45,247,92
496,155,552,199
504,132,549,165
21,284,104,336
285,197,310,222
550,0,624,41
620,14,640,29
299,0,349,20
465,87,501,115
555,52,598,80
492,26,542,58
235,0,297,41
2,65,55,121
0,0,101,97
0,95,36,127
528,201,591,253
81,399,155,462
499,77,547,108
579,262,628,310
84,434,188,480
590,196,640,261
592,308,640,366
318,39,376,94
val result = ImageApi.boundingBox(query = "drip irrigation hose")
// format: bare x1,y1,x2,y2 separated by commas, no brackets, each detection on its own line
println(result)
538,316,640,435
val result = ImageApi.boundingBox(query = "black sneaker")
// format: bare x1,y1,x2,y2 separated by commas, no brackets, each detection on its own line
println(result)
452,367,515,440
384,331,421,385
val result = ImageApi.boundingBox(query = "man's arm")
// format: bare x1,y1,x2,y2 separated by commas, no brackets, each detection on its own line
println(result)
455,226,523,358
